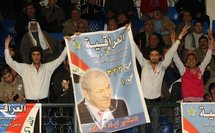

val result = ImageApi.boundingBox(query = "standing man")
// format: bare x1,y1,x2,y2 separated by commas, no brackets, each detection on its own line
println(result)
135,25,189,133
172,30,214,102
136,25,189,101
4,35,67,103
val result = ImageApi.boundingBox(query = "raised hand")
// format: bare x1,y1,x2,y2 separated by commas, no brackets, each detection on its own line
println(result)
5,35,12,49
16,95,25,102
61,80,70,91
208,29,214,41
178,24,191,40
208,30,215,51
170,29,177,44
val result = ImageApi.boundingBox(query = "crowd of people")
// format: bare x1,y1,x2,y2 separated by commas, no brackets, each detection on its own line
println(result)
0,0,215,132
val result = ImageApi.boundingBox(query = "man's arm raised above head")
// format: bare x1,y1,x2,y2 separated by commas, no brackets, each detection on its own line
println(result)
172,52,185,75
199,30,214,73
4,35,25,76
4,35,11,50
162,24,190,68
46,46,67,73
134,41,146,66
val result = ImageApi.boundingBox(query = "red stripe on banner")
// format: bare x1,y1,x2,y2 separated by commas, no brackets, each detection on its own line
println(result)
183,117,199,133
6,103,36,132
69,51,89,71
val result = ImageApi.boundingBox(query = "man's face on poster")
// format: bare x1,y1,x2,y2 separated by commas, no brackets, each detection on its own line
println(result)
83,73,112,111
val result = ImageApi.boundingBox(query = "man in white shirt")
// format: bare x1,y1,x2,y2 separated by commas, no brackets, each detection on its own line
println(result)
136,25,190,101
4,35,67,103
135,25,190,133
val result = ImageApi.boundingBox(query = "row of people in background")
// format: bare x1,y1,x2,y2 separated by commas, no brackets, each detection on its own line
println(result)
1,0,208,45
0,1,208,48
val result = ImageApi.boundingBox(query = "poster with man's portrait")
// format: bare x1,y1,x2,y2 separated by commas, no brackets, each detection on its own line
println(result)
65,25,150,132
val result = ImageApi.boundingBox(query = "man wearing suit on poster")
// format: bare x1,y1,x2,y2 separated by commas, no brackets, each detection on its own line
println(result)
78,69,129,124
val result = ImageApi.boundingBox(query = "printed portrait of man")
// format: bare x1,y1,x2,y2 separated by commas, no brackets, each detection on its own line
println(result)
78,69,129,124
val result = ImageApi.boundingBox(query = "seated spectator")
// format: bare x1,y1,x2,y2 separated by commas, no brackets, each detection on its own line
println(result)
184,20,207,50
0,65,25,103
104,0,137,18
140,0,168,20
63,8,88,36
142,33,165,59
204,93,211,102
80,0,105,21
106,18,118,31
76,21,89,33
117,12,129,28
0,76,7,103
209,82,215,102
134,19,164,52
20,20,60,64
152,8,176,45
194,11,210,27
56,0,74,20
41,0,65,32
176,10,193,34
15,2,44,48
39,0,49,7
176,39,188,64
175,0,205,19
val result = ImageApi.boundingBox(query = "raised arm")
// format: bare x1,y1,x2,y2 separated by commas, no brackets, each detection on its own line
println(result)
4,35,25,76
46,46,67,74
134,41,146,66
172,52,186,75
199,30,214,73
162,24,190,68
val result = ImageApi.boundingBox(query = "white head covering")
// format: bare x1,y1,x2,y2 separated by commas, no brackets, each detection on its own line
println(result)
28,20,49,50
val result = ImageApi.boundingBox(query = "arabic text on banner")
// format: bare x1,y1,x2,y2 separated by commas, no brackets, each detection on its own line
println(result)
181,102,215,133
0,103,41,133
65,25,150,133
